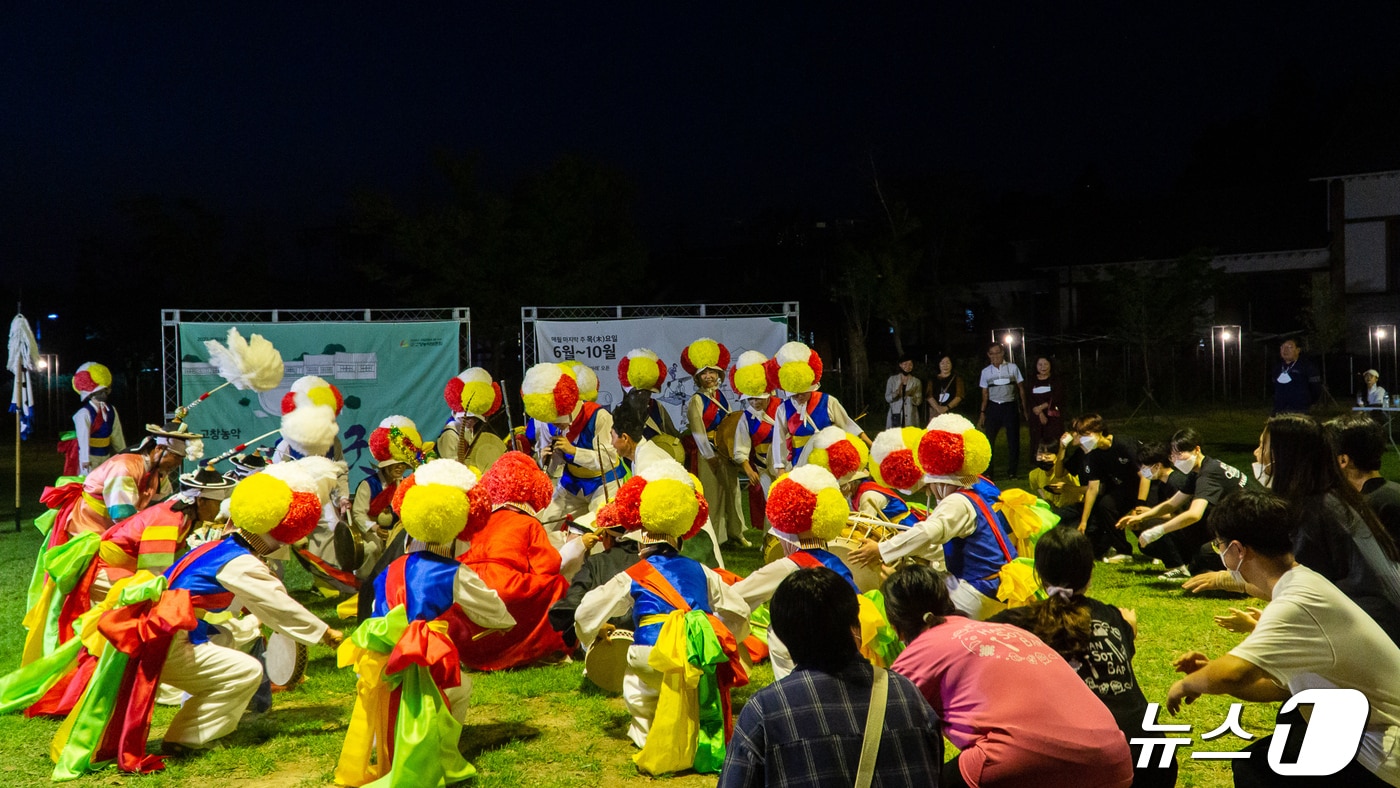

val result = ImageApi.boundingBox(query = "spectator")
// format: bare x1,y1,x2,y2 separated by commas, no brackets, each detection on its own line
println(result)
885,565,1134,788
1070,414,1145,561
1189,414,1400,644
1360,368,1389,407
927,355,966,418
1270,338,1322,414
1118,427,1258,579
886,355,923,428
1166,489,1400,787
977,343,1027,479
1328,413,1400,543
1028,438,1084,511
719,567,943,788
990,526,1176,788
1025,357,1066,469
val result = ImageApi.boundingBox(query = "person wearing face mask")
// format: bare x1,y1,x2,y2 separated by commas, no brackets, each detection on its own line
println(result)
1116,427,1258,580
1029,439,1084,511
1070,415,1146,562
1186,414,1400,644
1270,337,1322,415
1167,490,1400,788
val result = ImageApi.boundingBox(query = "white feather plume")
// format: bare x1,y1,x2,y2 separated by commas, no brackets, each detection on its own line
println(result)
281,405,339,458
204,328,285,393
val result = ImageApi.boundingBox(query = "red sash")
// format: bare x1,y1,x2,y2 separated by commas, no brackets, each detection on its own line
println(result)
565,402,602,443
956,490,1016,563
367,482,397,519
787,551,822,570
784,392,824,440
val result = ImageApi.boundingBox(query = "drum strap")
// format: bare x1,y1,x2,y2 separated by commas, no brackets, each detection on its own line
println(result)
855,667,889,788
625,561,692,613
956,490,1015,563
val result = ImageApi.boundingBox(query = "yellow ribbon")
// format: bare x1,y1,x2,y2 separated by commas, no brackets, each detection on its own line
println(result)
334,641,394,786
80,491,108,518
635,611,702,775
994,488,1055,557
855,595,888,668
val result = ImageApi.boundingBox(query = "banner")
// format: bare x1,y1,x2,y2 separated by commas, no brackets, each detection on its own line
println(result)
531,316,790,429
177,321,461,482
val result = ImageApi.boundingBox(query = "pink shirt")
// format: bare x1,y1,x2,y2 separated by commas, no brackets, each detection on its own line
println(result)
892,617,1133,788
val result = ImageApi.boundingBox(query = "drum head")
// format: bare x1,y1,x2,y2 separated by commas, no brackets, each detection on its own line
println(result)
762,533,786,565
265,632,308,692
584,629,634,694
650,433,687,466
826,538,884,594
466,432,509,474
333,522,364,571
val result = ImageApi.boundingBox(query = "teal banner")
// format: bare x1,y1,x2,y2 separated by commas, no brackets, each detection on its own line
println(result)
177,321,461,481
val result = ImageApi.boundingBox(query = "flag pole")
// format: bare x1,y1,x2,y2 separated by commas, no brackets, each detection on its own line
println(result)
13,301,21,532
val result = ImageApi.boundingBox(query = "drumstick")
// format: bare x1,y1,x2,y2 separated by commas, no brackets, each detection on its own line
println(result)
472,628,505,640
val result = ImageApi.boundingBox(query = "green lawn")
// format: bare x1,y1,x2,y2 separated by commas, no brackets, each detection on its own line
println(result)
1,404,1392,787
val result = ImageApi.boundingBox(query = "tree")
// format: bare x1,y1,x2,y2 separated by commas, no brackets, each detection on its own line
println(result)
1301,271,1346,387
1104,250,1221,402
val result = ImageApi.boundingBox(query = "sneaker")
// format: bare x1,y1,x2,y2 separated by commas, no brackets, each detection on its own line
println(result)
734,536,753,548
1158,566,1191,580
1101,550,1132,564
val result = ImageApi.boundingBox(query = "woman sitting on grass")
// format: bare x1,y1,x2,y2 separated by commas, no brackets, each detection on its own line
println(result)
884,564,1133,788
990,526,1175,788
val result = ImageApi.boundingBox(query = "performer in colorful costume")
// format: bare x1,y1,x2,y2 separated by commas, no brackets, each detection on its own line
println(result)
70,362,126,476
522,363,624,535
335,459,514,788
856,426,931,528
455,451,568,670
43,457,344,778
348,416,420,583
618,348,685,462
682,338,747,548
732,465,902,679
435,368,506,472
773,341,869,468
574,447,749,775
850,414,1028,620
726,351,784,534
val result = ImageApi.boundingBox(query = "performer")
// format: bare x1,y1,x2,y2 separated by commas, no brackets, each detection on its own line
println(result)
726,351,785,533
774,341,869,470
732,465,902,679
850,414,1026,620
574,449,749,775
547,515,641,651
47,458,345,778
348,417,418,582
852,430,928,528
522,363,624,534
682,338,746,547
70,362,126,475
617,348,685,463
454,452,568,670
335,459,515,787
436,367,507,472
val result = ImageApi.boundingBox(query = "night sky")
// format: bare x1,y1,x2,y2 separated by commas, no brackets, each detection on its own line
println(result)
5,3,1400,282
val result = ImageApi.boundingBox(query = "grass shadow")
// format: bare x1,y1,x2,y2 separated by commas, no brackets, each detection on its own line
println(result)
460,720,543,759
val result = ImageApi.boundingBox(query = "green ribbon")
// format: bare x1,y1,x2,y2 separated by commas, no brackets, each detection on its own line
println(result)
25,475,83,612
50,575,168,782
684,610,729,775
861,590,906,666
0,636,83,714
747,602,771,645
31,533,101,658
350,605,409,659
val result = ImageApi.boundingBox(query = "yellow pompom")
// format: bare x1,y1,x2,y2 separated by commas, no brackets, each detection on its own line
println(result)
306,387,338,410
460,381,497,414
88,363,113,388
851,438,871,468
522,391,560,423
688,339,721,370
687,472,704,497
810,488,849,541
900,427,923,454
779,363,815,394
230,473,292,535
401,483,469,545
808,447,830,470
959,429,992,477
639,478,700,537
732,364,770,396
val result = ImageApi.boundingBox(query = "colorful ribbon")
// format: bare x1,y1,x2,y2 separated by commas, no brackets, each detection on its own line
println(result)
335,607,405,786
635,609,742,775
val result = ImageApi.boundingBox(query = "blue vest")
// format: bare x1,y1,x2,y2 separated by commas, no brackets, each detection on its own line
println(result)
794,548,859,592
857,482,922,527
942,479,1016,598
165,536,255,643
560,406,627,497
781,395,834,463
83,401,116,458
372,551,458,621
630,550,712,647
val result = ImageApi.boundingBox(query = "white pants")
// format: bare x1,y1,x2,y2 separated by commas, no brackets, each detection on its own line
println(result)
160,632,263,747
540,484,608,536
444,673,473,724
622,645,661,749
948,576,1006,621
768,632,794,681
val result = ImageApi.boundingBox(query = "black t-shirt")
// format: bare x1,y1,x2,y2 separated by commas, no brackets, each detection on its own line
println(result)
1362,477,1400,545
1178,456,1256,506
1081,434,1142,489
991,597,1147,736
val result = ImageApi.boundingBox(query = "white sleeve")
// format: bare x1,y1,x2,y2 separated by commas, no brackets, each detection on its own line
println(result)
729,558,797,612
769,417,788,471
826,396,862,436
454,564,516,631
350,481,374,533
705,567,751,643
558,536,588,580
574,570,634,646
978,367,992,389
74,408,92,470
220,554,329,646
687,395,715,460
858,490,888,520
1012,364,1024,384
879,493,978,564
732,417,752,463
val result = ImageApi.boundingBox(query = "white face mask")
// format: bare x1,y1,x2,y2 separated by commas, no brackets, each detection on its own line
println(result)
1221,544,1245,585
1139,466,1155,480
1251,461,1273,488
1078,435,1099,452
1173,456,1197,474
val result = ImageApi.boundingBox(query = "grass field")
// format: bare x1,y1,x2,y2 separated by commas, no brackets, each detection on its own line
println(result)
1,404,1394,787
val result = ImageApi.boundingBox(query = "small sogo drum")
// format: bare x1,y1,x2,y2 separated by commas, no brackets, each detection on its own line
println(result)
584,629,634,694
333,521,365,572
265,632,308,692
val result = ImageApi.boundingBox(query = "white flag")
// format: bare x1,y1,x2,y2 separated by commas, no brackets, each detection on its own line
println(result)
8,314,39,440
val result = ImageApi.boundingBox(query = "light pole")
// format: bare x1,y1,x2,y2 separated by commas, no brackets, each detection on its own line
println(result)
1370,325,1397,400
992,328,1026,371
1211,326,1241,401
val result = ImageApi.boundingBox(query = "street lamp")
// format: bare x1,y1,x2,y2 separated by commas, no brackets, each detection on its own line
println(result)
992,328,1026,370
1370,324,1397,398
1211,326,1242,400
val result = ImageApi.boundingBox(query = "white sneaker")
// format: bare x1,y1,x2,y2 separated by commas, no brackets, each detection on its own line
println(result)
1159,566,1191,580
1101,550,1132,564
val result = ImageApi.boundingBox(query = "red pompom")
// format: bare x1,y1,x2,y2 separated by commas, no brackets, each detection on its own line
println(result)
444,377,465,411
329,385,345,415
807,349,824,385
881,451,923,490
74,371,96,392
552,376,580,417
610,477,647,530
487,383,504,417
763,358,781,391
458,485,493,541
391,474,416,514
654,359,668,388
481,451,552,513
596,500,622,530
766,480,818,535
683,495,709,540
280,391,297,414
268,491,322,544
616,357,631,388
826,440,862,479
918,431,965,475
679,345,695,376
369,427,392,462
